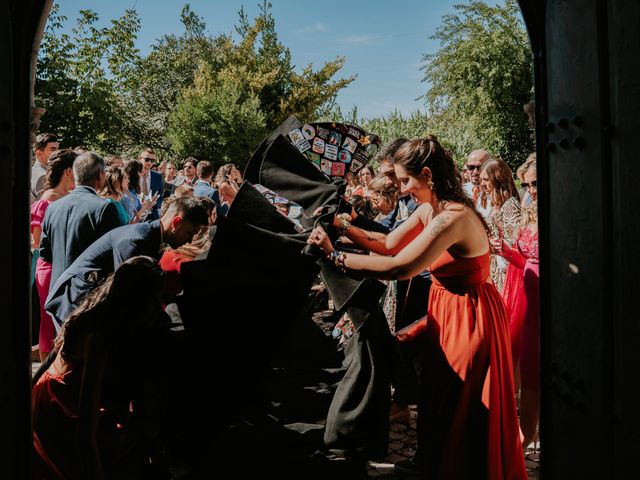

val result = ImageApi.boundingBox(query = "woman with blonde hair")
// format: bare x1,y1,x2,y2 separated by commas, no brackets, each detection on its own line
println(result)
495,153,540,450
215,163,242,207
479,157,522,292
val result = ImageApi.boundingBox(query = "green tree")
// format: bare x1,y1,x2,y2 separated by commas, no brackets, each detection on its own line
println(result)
35,4,141,152
422,0,534,168
167,62,267,165
165,2,354,165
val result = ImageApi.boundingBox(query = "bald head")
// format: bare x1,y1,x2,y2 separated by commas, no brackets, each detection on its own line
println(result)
466,149,490,185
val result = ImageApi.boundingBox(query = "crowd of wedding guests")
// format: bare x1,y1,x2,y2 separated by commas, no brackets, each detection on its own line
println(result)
28,131,538,479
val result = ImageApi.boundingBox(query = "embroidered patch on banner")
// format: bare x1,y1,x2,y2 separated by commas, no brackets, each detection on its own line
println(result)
320,159,333,175
324,144,338,160
305,151,321,164
350,159,364,172
328,131,342,146
338,150,352,163
331,162,346,176
288,129,305,144
302,124,316,140
312,137,325,154
295,140,311,153
342,136,358,154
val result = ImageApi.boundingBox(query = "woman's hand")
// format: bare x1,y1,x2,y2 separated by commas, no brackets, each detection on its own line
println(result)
489,236,502,254
307,226,334,256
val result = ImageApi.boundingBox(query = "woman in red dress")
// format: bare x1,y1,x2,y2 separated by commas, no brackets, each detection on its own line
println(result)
32,256,167,480
308,136,526,479
496,153,539,450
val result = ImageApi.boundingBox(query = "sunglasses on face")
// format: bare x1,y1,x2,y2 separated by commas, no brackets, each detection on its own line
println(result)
466,164,481,171
521,180,537,188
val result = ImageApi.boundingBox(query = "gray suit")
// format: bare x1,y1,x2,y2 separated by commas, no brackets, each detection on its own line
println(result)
39,185,121,289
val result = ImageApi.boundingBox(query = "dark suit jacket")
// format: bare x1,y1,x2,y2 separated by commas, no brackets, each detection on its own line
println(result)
45,220,163,329
40,185,121,289
148,170,164,220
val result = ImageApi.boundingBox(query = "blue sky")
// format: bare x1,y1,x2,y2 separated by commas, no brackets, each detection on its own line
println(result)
53,0,507,119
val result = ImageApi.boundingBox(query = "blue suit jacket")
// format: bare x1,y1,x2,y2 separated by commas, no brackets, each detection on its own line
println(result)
40,185,121,288
148,170,164,220
193,179,228,218
45,220,163,329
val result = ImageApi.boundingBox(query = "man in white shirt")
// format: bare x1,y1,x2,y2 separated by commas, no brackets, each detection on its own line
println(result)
463,149,492,219
30,133,59,204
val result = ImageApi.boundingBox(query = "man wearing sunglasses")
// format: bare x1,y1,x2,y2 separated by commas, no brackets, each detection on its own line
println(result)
139,147,165,220
462,149,491,218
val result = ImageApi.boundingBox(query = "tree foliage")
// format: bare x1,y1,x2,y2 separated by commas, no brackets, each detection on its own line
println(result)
167,62,267,164
36,4,141,152
422,0,534,168
36,2,354,167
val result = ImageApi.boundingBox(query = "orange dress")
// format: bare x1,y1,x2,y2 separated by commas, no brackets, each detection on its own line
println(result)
416,250,526,479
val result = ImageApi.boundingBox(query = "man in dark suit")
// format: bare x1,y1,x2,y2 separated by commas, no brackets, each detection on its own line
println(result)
40,151,121,289
45,197,209,330
138,147,164,220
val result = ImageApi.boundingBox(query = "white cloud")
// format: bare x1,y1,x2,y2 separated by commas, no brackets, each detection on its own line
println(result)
295,22,326,35
340,35,377,45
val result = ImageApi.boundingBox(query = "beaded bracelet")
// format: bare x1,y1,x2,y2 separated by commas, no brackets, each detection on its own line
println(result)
327,250,348,272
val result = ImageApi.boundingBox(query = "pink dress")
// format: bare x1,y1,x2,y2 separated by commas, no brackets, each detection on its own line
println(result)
501,227,539,391
31,199,55,353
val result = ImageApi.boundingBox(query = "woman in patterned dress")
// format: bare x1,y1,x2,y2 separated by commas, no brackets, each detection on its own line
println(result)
495,153,540,449
479,158,522,293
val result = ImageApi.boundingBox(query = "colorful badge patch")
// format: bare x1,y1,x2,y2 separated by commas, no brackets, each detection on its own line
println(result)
316,126,330,139
302,124,316,140
288,128,305,145
320,159,333,176
328,131,342,146
338,150,352,163
312,137,325,154
331,162,346,176
348,126,362,139
342,137,358,154
305,151,321,164
295,140,311,153
324,144,338,160
350,159,364,172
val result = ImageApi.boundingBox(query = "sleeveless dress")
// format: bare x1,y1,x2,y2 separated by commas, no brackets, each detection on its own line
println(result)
416,250,526,479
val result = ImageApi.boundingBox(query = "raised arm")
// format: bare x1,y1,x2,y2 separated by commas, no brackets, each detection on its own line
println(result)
310,207,471,280
341,204,431,256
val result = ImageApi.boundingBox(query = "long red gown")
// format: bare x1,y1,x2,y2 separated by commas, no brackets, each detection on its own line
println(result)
416,250,526,479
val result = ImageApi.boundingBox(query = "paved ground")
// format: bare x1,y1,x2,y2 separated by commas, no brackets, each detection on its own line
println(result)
367,406,539,478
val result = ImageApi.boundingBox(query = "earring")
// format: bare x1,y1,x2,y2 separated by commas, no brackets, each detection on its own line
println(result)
427,179,434,190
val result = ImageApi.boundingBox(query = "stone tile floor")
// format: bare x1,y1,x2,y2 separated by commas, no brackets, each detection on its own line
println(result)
368,407,540,478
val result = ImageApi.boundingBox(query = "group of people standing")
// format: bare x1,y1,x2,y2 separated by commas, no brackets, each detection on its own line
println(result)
28,128,539,479
309,137,539,478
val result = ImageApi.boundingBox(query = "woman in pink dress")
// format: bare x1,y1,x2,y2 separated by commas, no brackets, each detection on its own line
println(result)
495,153,539,449
31,149,77,360
308,136,526,479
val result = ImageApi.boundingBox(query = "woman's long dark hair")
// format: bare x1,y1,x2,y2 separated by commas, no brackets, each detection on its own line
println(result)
42,149,77,191
124,159,142,194
55,256,164,362
393,135,489,230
